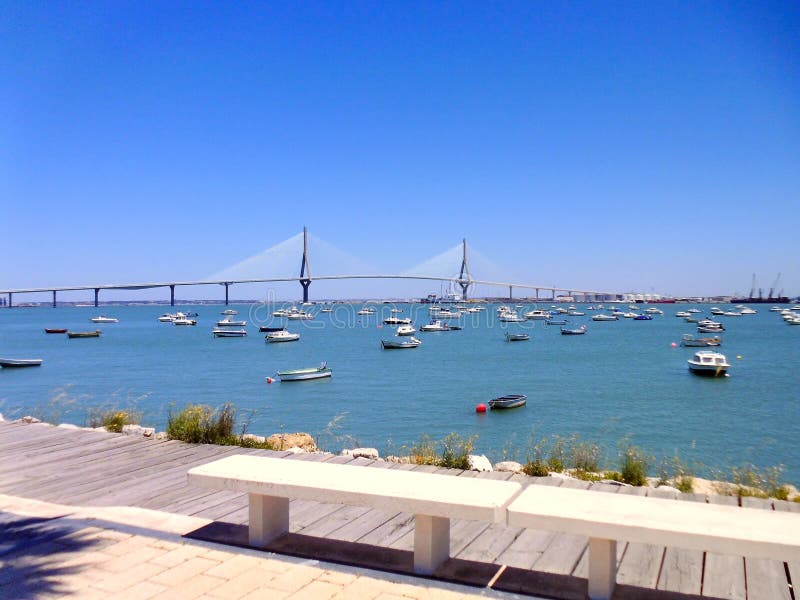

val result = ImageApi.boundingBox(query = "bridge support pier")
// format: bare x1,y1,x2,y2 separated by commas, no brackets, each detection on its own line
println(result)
300,280,311,303
170,285,175,307
94,288,99,308
508,286,513,301
52,290,56,308
224,283,229,306
8,292,12,308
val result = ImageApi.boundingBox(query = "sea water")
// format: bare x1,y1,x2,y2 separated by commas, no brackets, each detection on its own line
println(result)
1,303,798,484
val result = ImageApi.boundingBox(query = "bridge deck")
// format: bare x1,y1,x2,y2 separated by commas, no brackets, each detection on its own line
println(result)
1,420,795,599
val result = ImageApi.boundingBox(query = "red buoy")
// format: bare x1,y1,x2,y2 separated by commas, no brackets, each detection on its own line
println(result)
266,377,274,384
475,403,487,413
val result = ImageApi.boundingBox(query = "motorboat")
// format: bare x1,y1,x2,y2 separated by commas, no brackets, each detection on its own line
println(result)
561,325,587,335
396,325,416,336
320,307,333,313
266,330,300,343
381,337,422,349
67,330,101,338
680,334,722,347
687,308,702,313
448,324,463,330
592,314,617,321
687,350,730,377
698,326,725,333
675,311,691,318
697,319,724,329
216,317,247,327
499,311,525,323
212,329,247,337
684,316,700,323
173,316,197,326
259,326,285,333
622,312,639,319
275,363,332,382
435,310,462,319
545,318,568,325
488,394,527,409
0,358,43,368
90,316,118,323
740,307,757,315
567,310,585,316
645,307,664,314
158,313,177,322
390,308,403,313
383,316,412,325
286,310,313,320
633,314,653,320
505,332,530,342
272,309,289,317
44,328,67,334
221,309,238,315
419,320,449,332
710,307,725,315
357,307,376,315
524,310,550,320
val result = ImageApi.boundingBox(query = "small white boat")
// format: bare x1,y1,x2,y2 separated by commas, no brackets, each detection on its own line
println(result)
275,363,331,382
272,309,289,317
383,316,412,325
212,329,247,337
320,307,333,313
216,317,247,327
173,316,197,326
524,310,550,320
357,307,376,315
420,320,449,332
286,311,314,320
90,316,118,323
435,310,462,319
381,337,422,349
567,310,585,316
499,312,525,322
221,309,238,315
687,350,730,377
687,308,702,313
675,311,691,318
488,394,527,409
0,358,43,368
505,332,530,341
680,333,721,347
158,313,177,322
266,330,300,343
645,307,663,314
740,307,757,315
396,325,417,336
592,314,618,321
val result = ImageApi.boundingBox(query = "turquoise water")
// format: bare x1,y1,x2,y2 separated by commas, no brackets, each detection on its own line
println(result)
1,303,798,483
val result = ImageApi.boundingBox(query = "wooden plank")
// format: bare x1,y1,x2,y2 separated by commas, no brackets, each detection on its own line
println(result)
702,494,746,600
656,491,705,595
741,496,791,600
773,499,800,597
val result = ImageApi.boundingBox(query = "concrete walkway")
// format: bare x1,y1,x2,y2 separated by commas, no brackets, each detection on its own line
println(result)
0,494,537,600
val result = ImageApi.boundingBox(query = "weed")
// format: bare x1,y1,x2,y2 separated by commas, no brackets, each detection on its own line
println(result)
620,445,651,486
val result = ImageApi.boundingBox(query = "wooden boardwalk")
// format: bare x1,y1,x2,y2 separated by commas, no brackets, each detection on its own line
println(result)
1,420,797,599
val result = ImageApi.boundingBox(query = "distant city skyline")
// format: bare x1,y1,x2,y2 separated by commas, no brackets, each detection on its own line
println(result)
3,2,798,300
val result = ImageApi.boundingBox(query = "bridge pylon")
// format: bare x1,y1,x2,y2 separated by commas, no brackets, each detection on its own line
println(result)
299,226,311,303
457,238,472,300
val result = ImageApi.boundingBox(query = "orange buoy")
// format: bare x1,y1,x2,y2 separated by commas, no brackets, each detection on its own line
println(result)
670,342,677,348
475,403,487,413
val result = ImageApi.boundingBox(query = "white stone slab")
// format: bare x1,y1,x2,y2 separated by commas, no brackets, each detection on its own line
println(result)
188,455,521,523
507,484,800,562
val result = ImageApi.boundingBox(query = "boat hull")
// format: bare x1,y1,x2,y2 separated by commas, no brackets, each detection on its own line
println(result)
0,358,43,368
277,368,332,381
488,394,527,409
44,328,67,334
67,331,101,338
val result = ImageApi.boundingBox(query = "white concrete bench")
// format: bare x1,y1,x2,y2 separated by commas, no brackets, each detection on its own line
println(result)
506,484,800,600
187,455,522,574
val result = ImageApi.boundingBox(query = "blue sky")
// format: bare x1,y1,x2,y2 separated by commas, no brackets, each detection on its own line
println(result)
2,1,798,301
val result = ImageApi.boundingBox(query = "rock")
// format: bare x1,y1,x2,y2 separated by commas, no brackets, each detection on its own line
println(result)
266,432,318,452
384,455,411,464
284,446,305,454
549,471,576,480
656,485,681,494
57,423,79,429
348,448,379,460
122,425,155,437
468,454,493,472
242,433,266,444
0,413,4,421
600,479,631,487
154,431,168,440
494,461,523,473
21,416,42,424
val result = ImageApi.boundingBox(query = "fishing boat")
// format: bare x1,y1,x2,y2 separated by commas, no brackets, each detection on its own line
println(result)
383,316,412,325
67,330,101,338
524,309,550,320
216,317,247,327
275,363,332,382
687,350,730,377
680,333,722,347
259,326,286,333
90,316,118,323
592,314,617,321
396,325,416,336
419,320,449,332
44,328,67,334
488,394,527,409
561,325,587,335
545,318,568,325
381,337,422,349
212,329,247,337
266,330,300,343
505,332,530,341
0,358,43,368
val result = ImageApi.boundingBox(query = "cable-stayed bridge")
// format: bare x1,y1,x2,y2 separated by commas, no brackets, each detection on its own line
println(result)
1,228,625,307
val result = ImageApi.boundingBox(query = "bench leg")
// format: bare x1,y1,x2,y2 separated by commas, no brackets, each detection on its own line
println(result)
588,537,617,600
413,514,450,575
248,493,289,547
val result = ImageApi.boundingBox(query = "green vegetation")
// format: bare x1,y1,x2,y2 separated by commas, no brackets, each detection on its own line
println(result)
88,408,141,433
714,464,791,500
406,433,476,469
166,403,274,449
619,445,652,487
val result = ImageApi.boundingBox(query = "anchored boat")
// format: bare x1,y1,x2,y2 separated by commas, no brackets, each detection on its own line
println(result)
275,363,332,382
488,394,527,409
0,358,43,368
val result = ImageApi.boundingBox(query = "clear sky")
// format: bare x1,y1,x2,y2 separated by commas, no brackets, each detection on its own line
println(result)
3,1,798,301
